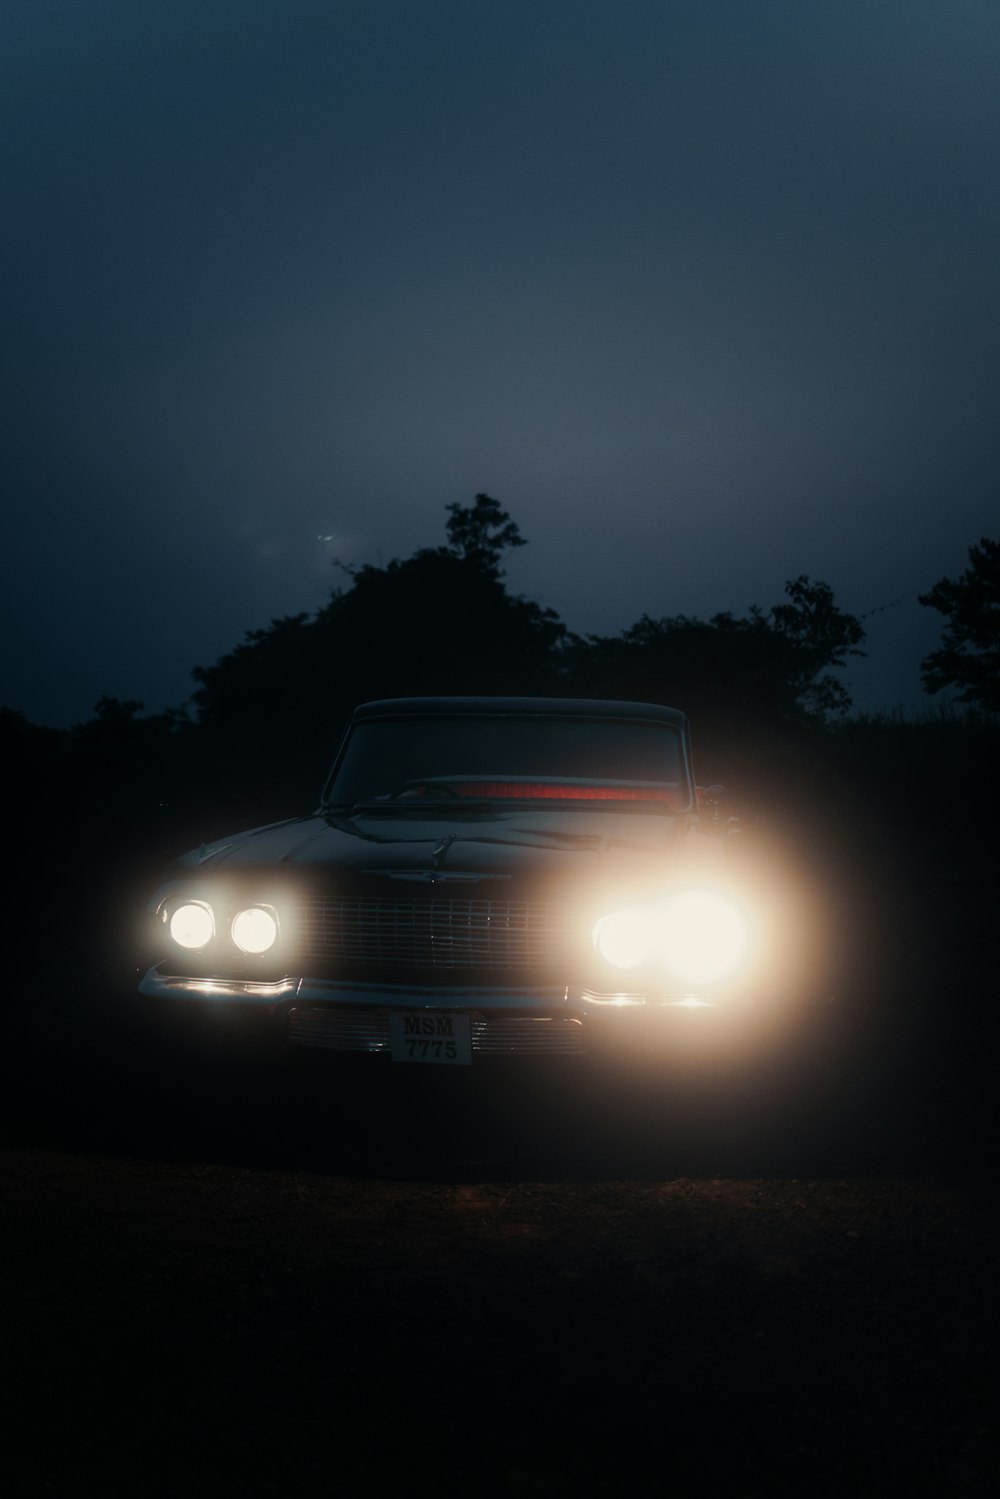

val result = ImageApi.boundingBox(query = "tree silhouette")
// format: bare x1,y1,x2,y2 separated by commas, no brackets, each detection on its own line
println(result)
569,577,865,732
768,576,867,720
443,493,526,574
919,538,1000,713
177,500,873,814
189,498,571,799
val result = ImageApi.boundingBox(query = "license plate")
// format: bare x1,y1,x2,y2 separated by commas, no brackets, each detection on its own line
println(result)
388,1010,473,1065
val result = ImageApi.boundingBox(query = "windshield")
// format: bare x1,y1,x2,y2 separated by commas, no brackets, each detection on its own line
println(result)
324,714,690,809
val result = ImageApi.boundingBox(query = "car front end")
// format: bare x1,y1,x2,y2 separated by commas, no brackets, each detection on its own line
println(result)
138,698,819,1071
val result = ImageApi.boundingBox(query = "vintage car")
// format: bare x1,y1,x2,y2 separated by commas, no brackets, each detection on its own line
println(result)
139,697,819,1069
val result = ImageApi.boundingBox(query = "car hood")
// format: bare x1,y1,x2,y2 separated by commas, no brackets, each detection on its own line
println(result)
178,807,687,884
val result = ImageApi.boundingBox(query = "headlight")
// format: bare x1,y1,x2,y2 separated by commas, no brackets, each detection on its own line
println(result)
231,905,279,954
593,889,752,985
168,900,215,950
592,907,658,969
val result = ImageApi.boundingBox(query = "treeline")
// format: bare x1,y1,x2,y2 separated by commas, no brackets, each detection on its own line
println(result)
5,497,999,872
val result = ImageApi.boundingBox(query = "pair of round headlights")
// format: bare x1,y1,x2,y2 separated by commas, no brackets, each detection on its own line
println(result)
592,889,751,986
167,901,278,955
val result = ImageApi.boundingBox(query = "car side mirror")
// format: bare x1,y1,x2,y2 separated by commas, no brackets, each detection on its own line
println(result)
701,784,736,835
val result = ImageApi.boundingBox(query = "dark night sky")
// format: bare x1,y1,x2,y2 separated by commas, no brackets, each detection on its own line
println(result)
3,0,998,728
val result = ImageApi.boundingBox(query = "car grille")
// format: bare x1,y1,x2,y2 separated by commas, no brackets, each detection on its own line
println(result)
295,897,574,972
288,1007,585,1056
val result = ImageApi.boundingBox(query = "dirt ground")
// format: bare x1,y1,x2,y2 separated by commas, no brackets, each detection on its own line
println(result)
3,1038,999,1498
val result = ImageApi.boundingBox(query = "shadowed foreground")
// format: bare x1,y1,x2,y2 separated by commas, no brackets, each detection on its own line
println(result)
4,696,998,1493
3,1031,999,1497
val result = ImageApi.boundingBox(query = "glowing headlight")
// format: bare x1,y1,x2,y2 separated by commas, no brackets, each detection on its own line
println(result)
168,901,215,950
231,906,278,955
593,889,752,985
655,889,751,985
593,907,657,969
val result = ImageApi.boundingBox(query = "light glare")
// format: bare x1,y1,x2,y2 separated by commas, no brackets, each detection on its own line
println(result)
593,888,753,984
593,907,656,968
656,890,751,984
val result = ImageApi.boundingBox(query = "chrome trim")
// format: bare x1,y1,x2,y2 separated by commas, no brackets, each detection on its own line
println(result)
139,967,721,1014
579,989,648,1007
287,1006,585,1056
138,965,569,1011
292,978,569,1009
472,1015,584,1055
578,989,719,1010
289,1008,391,1052
139,967,298,1002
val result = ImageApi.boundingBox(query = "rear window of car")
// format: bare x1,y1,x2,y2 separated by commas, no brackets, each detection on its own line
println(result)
325,715,689,808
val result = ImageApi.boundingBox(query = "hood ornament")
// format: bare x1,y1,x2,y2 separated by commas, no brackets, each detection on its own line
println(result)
431,835,455,867
364,830,524,881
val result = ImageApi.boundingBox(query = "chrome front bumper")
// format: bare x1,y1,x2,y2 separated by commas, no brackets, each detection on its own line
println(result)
138,967,586,1057
139,967,570,1010
138,965,724,1015
137,966,747,1059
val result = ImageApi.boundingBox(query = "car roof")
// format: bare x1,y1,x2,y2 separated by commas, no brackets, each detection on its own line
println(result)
351,696,688,727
